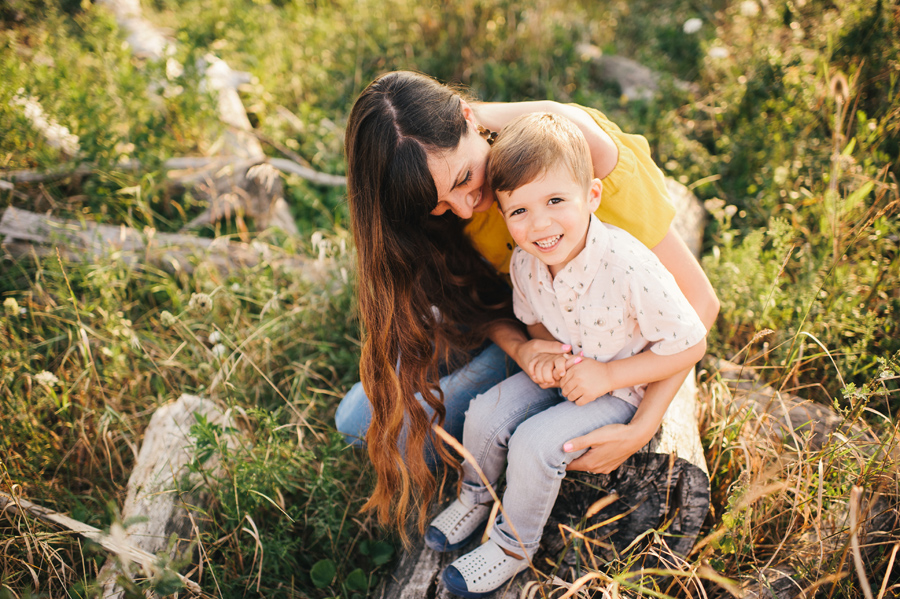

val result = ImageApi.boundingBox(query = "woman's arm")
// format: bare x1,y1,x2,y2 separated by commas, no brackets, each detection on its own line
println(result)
566,226,719,473
472,100,618,179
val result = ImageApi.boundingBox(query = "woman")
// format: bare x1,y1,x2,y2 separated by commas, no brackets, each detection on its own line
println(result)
336,71,719,537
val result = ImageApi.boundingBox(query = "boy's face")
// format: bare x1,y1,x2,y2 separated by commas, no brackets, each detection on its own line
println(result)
496,164,602,278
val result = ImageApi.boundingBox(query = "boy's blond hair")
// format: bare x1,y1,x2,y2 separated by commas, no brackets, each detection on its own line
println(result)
487,112,593,194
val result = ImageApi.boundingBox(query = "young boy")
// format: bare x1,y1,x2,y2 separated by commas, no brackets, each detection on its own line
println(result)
425,112,709,599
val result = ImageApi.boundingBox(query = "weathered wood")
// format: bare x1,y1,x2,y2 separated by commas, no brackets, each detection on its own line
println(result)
97,394,235,599
0,206,332,283
714,359,899,599
545,369,709,571
0,493,201,595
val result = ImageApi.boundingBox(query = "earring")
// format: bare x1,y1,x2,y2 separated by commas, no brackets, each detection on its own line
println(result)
477,124,498,145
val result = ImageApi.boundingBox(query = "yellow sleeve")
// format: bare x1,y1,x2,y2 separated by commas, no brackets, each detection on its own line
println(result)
463,104,675,275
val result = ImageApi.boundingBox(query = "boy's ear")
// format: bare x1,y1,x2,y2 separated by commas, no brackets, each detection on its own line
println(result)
588,178,603,211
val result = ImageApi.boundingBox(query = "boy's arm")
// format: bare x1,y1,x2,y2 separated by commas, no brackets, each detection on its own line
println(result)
560,338,706,405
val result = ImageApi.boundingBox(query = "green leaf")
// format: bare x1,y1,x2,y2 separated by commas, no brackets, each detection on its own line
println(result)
310,559,336,589
370,541,394,566
345,568,368,592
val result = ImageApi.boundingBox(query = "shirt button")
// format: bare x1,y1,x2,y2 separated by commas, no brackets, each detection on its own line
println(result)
566,306,573,312
598,319,605,326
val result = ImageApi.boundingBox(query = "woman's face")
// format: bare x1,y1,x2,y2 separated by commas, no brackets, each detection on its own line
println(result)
427,125,495,219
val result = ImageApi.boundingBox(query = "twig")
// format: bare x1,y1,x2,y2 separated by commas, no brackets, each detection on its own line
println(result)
0,492,202,595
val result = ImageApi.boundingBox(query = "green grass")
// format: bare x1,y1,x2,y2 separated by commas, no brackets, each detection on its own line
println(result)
2,0,899,596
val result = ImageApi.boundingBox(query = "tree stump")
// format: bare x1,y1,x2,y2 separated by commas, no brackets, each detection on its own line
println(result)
97,394,237,599
376,371,709,599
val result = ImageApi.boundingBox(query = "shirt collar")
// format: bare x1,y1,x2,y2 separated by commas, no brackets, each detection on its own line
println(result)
552,214,609,293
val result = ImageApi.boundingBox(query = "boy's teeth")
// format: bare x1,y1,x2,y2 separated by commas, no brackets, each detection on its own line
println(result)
535,235,561,249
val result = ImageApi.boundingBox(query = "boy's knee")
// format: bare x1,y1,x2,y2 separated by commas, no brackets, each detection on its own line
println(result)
508,421,568,471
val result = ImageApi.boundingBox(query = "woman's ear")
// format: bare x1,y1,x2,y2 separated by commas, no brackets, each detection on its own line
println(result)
459,99,478,127
588,178,603,211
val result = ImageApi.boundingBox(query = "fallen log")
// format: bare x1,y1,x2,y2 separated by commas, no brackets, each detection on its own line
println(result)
0,206,332,284
96,393,237,599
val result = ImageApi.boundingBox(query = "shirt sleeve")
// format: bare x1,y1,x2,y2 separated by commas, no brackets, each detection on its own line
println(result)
508,248,539,326
628,257,707,356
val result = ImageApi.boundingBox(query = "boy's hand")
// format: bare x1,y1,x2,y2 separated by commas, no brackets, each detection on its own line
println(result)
528,352,572,388
560,355,616,405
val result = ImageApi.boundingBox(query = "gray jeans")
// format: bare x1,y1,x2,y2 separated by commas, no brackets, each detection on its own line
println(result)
459,371,637,556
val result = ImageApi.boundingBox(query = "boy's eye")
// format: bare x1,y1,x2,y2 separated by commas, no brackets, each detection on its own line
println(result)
509,208,526,217
548,197,564,205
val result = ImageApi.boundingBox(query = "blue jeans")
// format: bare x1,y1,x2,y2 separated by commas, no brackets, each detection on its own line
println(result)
334,344,519,458
458,371,637,556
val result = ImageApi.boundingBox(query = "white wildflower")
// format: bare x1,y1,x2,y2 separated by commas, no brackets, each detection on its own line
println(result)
166,57,184,80
740,0,760,16
208,330,221,344
724,205,738,218
231,283,241,292
211,343,227,358
189,293,213,314
19,308,26,316
34,371,60,386
683,18,703,34
11,92,80,156
160,310,177,328
709,46,730,59
3,297,19,316
101,347,114,358
879,369,896,380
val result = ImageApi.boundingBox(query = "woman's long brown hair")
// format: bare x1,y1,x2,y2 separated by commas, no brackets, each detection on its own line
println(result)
345,71,514,540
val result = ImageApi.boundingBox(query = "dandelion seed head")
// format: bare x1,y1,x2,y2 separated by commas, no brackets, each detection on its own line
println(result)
211,343,227,358
208,330,221,344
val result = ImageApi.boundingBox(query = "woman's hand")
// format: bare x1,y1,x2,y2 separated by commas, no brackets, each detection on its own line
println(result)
564,423,648,474
518,339,572,388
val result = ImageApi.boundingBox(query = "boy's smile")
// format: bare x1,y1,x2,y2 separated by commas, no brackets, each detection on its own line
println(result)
497,165,602,278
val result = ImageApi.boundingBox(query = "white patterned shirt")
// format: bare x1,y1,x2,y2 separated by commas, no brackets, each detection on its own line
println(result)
509,215,707,406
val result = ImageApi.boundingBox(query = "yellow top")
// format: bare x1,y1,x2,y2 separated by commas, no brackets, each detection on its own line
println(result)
463,104,675,275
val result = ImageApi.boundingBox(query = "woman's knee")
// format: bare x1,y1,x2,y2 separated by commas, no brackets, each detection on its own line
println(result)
335,381,371,447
